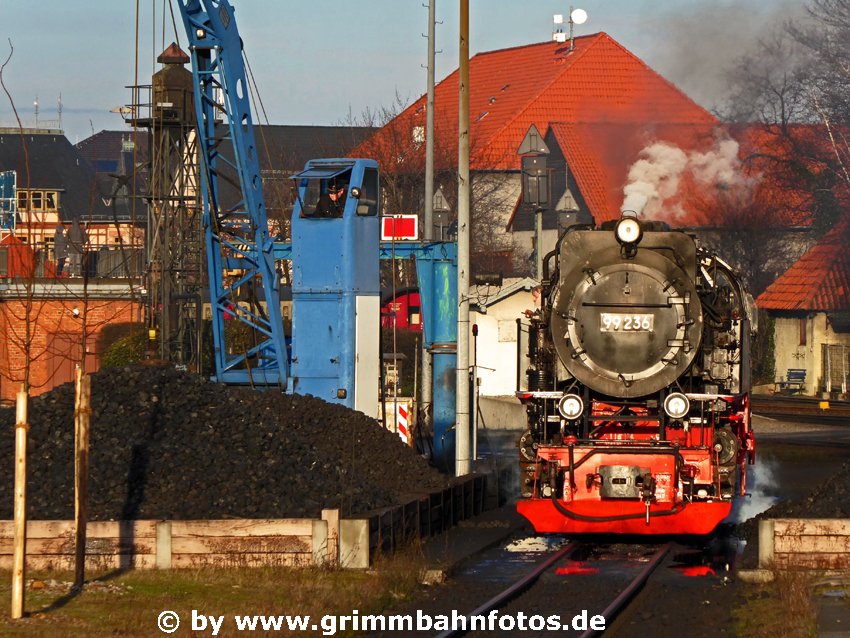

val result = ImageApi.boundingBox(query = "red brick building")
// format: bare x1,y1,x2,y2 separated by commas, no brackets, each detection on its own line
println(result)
0,281,141,402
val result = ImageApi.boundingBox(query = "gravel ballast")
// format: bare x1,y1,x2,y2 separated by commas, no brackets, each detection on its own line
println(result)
0,365,448,520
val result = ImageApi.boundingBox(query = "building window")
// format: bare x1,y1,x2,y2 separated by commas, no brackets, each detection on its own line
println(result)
799,317,807,346
16,190,59,212
412,126,425,146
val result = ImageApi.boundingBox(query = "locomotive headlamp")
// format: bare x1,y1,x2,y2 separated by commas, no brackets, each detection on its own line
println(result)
615,215,643,245
663,392,690,420
558,394,584,420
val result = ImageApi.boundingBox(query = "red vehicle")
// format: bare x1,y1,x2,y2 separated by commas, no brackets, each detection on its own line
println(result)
381,288,422,331
517,214,755,534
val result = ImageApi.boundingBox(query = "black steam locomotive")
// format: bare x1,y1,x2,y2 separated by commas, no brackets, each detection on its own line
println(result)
517,213,756,534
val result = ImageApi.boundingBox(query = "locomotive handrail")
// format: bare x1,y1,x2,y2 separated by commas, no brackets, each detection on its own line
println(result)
586,414,661,422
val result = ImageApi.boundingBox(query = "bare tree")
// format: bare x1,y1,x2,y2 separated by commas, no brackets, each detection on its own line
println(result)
720,0,850,235
694,183,797,296
352,95,527,278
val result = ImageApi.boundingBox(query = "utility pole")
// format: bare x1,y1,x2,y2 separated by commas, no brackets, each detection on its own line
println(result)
455,0,471,476
420,0,436,441
424,0,436,239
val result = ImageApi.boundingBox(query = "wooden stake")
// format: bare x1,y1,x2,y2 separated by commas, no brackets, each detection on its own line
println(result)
11,386,28,619
73,368,92,590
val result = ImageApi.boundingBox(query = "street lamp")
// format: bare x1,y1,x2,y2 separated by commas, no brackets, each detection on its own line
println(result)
518,126,550,281
432,186,452,240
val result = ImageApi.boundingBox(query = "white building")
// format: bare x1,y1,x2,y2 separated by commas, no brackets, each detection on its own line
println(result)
757,221,850,396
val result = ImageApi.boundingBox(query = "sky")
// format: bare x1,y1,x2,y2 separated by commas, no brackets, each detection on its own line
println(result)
0,0,805,144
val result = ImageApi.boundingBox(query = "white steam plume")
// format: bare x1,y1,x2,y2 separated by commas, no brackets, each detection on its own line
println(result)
621,137,750,223
728,456,780,523
621,142,688,221
689,138,743,188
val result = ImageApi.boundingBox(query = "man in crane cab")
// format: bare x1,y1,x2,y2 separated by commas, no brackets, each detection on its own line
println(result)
313,182,347,218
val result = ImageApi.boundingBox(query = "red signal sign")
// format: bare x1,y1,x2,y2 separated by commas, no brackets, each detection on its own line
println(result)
381,215,419,241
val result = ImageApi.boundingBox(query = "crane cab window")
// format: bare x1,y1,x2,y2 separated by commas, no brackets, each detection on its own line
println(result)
298,168,352,219
356,168,379,216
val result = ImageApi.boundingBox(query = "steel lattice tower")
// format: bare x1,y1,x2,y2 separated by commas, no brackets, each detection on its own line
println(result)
133,44,204,370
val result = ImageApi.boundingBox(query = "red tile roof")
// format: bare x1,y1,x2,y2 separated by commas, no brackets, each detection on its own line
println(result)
354,33,715,172
550,122,723,224
757,220,850,311
547,122,820,227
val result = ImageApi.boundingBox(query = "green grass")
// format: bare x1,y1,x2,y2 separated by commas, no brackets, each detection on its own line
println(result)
0,552,424,637
733,570,818,638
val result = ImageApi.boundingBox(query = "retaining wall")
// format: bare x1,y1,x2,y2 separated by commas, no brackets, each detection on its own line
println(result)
759,518,850,570
0,471,507,570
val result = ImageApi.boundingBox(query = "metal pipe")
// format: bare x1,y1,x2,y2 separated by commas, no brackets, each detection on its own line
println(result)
455,0,471,476
535,207,543,281
515,318,522,392
420,0,437,438
472,324,478,460
424,0,436,239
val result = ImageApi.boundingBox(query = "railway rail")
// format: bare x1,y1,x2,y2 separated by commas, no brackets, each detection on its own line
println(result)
752,394,850,423
433,542,670,638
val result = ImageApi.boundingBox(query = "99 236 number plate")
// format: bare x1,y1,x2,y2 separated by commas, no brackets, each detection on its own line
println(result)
600,313,654,332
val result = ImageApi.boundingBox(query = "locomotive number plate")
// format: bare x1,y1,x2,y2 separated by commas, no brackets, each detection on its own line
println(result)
600,313,654,332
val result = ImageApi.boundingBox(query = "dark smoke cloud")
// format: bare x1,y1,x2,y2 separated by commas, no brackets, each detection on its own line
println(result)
641,0,810,113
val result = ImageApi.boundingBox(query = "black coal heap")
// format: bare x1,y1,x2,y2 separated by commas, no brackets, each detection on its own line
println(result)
0,365,447,520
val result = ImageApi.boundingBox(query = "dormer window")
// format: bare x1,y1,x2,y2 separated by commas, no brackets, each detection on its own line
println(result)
16,189,59,212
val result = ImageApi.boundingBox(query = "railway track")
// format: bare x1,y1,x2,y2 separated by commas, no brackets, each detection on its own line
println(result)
751,393,850,423
433,542,671,638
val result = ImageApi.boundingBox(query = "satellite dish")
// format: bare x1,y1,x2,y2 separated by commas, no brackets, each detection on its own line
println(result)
570,8,588,25
553,14,564,25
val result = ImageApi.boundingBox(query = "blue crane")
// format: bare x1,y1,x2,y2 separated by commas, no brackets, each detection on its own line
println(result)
179,0,461,467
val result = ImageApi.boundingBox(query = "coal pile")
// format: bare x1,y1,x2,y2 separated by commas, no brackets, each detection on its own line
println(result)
0,365,448,520
737,459,850,540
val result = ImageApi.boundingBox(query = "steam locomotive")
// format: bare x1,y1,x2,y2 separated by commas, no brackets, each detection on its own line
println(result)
517,213,756,534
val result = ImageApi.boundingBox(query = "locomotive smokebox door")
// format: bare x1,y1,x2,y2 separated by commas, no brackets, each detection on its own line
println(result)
550,229,703,398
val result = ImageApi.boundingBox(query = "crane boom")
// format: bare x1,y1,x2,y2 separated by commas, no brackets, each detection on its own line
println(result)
178,0,288,386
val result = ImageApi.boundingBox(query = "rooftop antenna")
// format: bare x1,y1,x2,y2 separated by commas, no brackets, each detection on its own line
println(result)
552,14,566,43
569,8,587,51
34,96,39,128
554,8,588,51
57,93,63,131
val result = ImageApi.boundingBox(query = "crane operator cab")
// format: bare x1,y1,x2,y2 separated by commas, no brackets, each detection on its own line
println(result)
297,163,379,219
305,180,347,218
289,158,381,417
